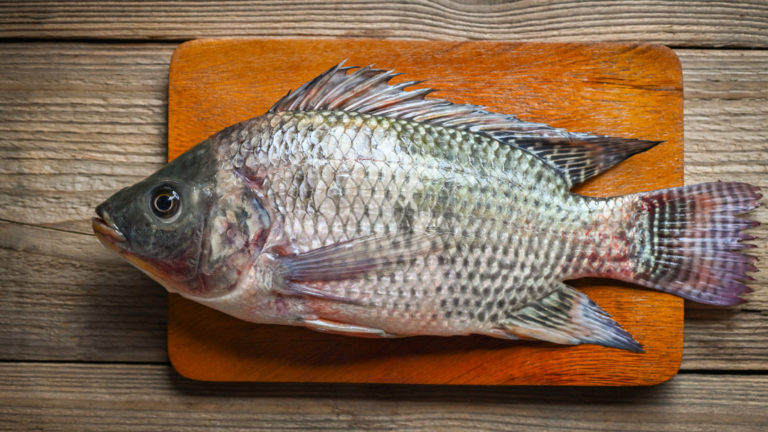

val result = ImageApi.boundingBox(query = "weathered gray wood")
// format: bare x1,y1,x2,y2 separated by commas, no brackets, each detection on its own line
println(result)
0,44,173,362
683,308,768,370
0,221,168,362
0,1,767,48
1,363,767,431
0,44,766,369
0,43,173,227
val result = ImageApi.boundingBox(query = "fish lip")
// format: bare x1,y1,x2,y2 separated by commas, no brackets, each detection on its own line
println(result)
92,206,127,243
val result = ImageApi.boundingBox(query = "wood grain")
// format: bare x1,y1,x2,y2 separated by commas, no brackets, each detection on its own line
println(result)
0,0,766,427
2,362,768,432
0,44,765,373
0,43,173,362
0,43,172,227
1,1,768,48
0,221,168,362
167,39,684,385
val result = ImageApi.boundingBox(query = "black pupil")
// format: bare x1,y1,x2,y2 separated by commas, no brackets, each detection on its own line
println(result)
156,194,173,211
152,187,179,218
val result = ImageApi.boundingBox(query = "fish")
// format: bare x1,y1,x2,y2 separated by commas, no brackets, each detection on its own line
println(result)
93,62,761,352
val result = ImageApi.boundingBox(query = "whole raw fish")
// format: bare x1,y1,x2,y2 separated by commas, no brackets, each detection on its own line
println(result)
93,63,760,352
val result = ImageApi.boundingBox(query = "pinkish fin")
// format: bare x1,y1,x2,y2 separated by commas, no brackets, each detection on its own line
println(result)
625,182,761,305
270,62,659,187
302,317,400,338
277,282,362,305
499,284,643,352
269,231,443,283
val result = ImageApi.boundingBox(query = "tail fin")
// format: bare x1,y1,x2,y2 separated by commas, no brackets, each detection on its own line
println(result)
629,182,761,305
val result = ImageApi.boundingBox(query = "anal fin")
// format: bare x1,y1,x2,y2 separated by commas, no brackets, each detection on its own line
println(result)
498,283,644,352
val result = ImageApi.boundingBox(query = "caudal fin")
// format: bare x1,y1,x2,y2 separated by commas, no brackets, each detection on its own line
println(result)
629,182,761,305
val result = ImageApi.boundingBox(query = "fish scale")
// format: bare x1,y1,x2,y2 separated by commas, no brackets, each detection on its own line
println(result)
94,63,759,351
235,109,603,334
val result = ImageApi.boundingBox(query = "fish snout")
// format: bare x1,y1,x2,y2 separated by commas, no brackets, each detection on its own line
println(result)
93,203,127,243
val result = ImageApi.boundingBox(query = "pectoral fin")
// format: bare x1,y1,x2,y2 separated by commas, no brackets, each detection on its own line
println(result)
271,231,442,282
262,231,443,303
497,283,644,352
277,282,362,304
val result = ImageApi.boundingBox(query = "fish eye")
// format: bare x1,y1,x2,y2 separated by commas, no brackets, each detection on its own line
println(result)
150,185,181,219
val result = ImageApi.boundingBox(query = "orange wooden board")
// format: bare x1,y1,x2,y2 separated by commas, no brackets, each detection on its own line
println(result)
167,39,683,385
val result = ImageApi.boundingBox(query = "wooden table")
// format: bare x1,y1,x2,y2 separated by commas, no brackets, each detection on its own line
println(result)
1,1,766,430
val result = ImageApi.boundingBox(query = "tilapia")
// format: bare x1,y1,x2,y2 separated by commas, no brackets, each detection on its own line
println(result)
93,63,761,352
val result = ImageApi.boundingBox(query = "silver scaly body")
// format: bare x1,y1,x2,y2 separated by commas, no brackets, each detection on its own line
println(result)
95,63,759,352
207,110,637,338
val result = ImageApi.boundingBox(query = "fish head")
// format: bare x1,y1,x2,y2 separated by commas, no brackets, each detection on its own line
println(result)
93,138,271,298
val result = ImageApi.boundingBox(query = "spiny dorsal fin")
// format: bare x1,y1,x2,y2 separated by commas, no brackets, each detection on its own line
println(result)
270,62,661,187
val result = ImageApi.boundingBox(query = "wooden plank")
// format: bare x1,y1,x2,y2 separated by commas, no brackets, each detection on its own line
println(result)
0,221,168,362
0,43,174,362
0,44,765,371
683,309,768,369
1,1,767,48
1,362,767,432
0,43,173,227
167,39,684,385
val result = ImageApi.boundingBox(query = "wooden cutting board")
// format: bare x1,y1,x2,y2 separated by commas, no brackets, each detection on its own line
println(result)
167,39,683,385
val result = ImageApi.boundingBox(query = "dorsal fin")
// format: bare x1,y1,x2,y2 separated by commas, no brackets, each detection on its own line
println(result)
270,62,661,187
510,136,662,187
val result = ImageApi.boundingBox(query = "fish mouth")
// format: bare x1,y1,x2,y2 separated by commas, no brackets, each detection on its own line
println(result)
92,205,127,244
